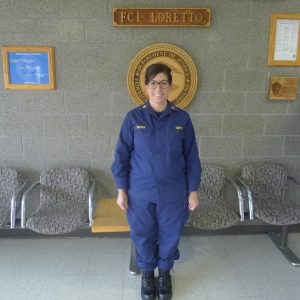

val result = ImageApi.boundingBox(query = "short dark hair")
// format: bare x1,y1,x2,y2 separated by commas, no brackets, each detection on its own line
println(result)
145,63,172,85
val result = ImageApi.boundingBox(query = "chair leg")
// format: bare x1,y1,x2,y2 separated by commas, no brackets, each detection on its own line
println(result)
129,240,141,275
268,225,300,267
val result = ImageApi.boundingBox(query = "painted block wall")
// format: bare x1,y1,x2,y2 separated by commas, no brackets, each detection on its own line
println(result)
0,0,299,201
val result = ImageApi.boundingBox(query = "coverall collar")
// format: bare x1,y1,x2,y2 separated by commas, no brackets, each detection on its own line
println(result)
141,100,179,119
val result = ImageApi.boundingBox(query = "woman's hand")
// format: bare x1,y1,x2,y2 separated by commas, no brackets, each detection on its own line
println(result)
117,189,129,211
188,191,199,211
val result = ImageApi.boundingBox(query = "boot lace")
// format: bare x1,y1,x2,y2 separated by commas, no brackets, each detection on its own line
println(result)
158,272,171,289
142,274,154,288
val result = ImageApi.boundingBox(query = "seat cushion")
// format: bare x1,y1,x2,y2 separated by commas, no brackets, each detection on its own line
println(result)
188,202,240,230
26,203,88,234
255,198,300,225
241,162,300,225
200,164,224,193
40,168,89,206
25,167,90,234
0,202,10,227
188,163,239,230
0,168,22,227
0,168,22,199
241,162,287,200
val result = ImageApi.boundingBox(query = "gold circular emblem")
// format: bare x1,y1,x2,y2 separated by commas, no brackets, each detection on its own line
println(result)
127,43,198,109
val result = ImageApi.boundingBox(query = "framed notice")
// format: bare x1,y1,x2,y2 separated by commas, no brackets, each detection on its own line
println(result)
2,46,55,90
268,14,300,66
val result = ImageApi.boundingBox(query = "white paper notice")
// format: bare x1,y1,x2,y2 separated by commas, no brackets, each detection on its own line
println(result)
274,19,299,61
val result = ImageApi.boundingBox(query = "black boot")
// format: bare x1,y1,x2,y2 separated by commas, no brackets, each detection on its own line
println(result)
158,268,172,300
141,271,156,300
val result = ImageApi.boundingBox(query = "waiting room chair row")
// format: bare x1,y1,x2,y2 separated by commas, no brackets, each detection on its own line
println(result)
188,162,300,267
0,167,95,234
1,163,300,266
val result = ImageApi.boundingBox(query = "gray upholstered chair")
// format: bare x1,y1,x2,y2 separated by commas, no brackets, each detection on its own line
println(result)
0,168,26,228
21,168,95,234
188,163,244,230
238,162,300,266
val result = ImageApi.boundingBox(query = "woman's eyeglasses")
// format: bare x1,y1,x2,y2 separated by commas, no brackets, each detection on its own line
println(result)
148,80,170,89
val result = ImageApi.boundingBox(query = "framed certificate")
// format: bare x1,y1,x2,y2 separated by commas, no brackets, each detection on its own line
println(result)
2,46,55,90
268,14,300,66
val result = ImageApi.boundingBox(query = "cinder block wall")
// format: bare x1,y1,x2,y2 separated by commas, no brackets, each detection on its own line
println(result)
0,0,300,200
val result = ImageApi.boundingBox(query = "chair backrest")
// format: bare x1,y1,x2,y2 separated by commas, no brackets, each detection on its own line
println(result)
40,168,89,205
240,162,287,201
199,163,225,203
0,168,22,205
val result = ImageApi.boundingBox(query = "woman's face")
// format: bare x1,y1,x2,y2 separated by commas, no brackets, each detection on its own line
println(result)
146,72,171,105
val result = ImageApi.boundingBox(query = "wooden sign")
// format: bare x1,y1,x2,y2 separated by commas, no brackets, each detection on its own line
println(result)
268,77,298,100
113,8,211,27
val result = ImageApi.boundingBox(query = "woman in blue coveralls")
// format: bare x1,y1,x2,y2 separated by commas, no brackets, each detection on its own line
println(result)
111,63,201,300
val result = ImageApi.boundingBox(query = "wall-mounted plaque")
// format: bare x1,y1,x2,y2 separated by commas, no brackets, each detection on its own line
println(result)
2,46,55,90
127,43,198,109
268,77,298,100
268,14,300,66
113,8,211,27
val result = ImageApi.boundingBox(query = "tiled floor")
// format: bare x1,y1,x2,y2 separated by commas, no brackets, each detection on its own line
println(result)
0,233,300,300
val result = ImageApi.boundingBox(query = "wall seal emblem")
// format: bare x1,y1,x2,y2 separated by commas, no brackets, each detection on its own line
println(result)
127,43,198,109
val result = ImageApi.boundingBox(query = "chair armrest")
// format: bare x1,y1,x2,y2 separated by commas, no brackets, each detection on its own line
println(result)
21,181,41,228
225,177,244,221
10,181,27,229
237,178,254,220
88,178,96,227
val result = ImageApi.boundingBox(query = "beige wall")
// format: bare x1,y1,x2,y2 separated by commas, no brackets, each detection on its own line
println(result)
0,0,300,200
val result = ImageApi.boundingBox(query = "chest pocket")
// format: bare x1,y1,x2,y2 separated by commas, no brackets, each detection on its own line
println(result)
169,126,185,156
134,125,152,153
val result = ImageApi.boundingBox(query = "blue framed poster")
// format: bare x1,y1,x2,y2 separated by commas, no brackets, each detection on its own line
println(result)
2,46,55,90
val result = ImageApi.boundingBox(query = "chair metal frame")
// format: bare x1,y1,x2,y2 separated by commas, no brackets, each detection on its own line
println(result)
237,178,254,221
0,168,26,229
10,180,27,228
226,176,245,222
21,178,95,229
238,174,300,267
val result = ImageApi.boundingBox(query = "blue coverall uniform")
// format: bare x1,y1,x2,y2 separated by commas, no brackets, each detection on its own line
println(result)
111,100,201,271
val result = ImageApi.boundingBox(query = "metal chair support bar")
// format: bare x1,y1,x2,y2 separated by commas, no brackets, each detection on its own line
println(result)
21,181,40,229
88,178,96,227
225,177,245,221
10,181,27,228
268,225,300,267
237,178,254,220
